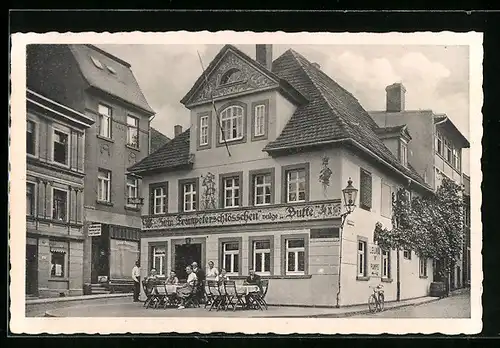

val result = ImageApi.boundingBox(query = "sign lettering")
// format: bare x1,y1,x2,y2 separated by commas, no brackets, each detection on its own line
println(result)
142,200,342,230
88,223,102,237
369,245,381,277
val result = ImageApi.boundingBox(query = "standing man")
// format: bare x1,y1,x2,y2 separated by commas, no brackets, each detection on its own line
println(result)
132,261,141,302
191,262,205,302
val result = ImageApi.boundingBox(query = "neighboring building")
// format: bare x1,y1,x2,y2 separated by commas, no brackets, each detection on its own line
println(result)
128,44,434,306
25,89,94,297
149,127,171,154
27,44,155,292
369,83,470,290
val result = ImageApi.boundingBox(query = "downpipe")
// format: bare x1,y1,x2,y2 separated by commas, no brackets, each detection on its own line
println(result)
336,213,348,308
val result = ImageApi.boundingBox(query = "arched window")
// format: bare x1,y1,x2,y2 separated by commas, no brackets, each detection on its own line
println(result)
220,105,244,142
220,68,242,85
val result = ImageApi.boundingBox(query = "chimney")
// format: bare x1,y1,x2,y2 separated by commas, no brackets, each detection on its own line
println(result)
256,44,272,70
174,125,183,137
385,83,406,112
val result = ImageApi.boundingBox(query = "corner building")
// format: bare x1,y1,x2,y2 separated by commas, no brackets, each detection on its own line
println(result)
129,45,435,306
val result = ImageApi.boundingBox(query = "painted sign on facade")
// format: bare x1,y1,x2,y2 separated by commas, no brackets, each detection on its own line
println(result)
142,200,342,230
88,223,102,237
369,245,381,277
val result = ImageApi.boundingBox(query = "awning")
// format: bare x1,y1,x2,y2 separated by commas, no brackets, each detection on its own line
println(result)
50,247,67,254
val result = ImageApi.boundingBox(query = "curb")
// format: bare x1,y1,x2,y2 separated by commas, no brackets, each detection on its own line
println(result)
27,293,132,305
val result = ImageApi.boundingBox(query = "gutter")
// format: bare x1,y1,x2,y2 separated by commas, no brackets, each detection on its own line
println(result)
148,114,157,155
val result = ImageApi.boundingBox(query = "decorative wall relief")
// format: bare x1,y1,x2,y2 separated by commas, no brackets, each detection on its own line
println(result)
201,172,217,210
128,151,137,164
319,155,333,196
100,144,110,156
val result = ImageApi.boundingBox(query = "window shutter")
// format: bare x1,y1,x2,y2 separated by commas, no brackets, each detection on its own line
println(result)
360,169,372,210
149,185,154,215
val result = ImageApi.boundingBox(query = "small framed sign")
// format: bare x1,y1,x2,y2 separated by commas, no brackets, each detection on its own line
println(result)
88,223,102,237
127,197,144,206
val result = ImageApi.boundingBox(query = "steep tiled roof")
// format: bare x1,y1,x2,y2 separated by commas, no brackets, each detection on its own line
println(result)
150,127,171,154
128,129,191,174
69,44,155,114
265,49,429,188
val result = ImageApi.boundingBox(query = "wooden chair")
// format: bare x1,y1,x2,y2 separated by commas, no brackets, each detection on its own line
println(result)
184,280,201,308
223,280,246,311
253,279,269,310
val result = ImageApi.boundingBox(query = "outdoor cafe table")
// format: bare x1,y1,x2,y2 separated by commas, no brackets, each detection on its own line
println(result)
206,284,260,295
165,284,183,294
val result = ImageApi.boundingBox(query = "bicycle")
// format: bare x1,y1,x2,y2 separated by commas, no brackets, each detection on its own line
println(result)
368,284,385,313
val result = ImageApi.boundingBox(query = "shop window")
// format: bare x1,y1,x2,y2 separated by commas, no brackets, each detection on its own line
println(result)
53,129,69,165
50,251,66,277
52,188,68,221
27,120,36,156
127,115,139,148
360,168,372,210
381,249,391,279
419,257,428,277
98,104,112,138
98,169,112,203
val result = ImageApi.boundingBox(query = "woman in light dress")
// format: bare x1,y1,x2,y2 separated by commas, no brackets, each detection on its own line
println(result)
176,266,198,309
205,260,219,280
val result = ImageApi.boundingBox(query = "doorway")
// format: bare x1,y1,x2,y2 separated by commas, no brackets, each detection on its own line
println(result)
91,225,110,283
26,244,38,295
174,243,202,281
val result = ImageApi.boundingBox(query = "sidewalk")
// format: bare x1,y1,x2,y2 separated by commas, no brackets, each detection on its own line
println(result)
42,295,440,318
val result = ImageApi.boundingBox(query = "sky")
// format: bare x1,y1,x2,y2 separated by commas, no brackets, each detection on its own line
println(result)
98,44,470,173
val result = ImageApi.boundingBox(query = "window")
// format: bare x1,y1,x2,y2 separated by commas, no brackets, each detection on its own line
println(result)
381,249,391,279
220,105,244,142
182,182,197,212
453,148,460,170
150,183,168,215
126,176,138,207
285,238,305,274
253,173,272,206
287,169,306,203
153,246,166,276
403,249,412,260
26,182,36,216
53,130,69,165
199,115,209,146
360,168,372,210
254,104,266,137
222,241,240,274
98,104,112,138
445,139,452,162
357,240,367,277
127,115,139,148
50,251,66,277
222,175,241,208
98,169,111,202
220,68,242,85
90,56,104,69
400,141,408,166
419,257,428,277
381,183,392,218
27,120,36,155
253,240,271,274
52,188,68,221
435,131,443,156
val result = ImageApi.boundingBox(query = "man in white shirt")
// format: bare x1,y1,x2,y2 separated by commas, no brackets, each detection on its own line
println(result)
132,261,141,302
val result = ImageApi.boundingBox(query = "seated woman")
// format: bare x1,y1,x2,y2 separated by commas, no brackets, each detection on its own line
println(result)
176,265,198,309
217,268,230,282
205,260,219,280
166,270,179,285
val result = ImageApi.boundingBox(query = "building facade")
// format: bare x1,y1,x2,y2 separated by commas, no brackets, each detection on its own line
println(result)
369,83,470,290
26,44,156,292
25,89,94,297
129,45,434,306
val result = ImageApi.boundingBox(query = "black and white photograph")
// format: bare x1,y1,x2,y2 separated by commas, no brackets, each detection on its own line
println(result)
9,31,482,334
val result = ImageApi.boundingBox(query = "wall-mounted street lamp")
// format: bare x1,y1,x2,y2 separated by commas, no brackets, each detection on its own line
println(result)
337,177,358,308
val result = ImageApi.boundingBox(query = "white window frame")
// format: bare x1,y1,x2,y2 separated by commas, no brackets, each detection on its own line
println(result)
199,115,209,146
52,128,70,166
153,246,166,276
382,250,390,279
26,181,37,216
183,182,197,212
51,187,69,222
253,240,271,275
287,169,306,203
27,119,37,157
223,177,240,208
254,104,266,137
219,105,244,143
154,187,167,215
436,131,443,156
357,240,366,277
445,139,452,163
285,238,305,275
222,242,240,275
98,104,112,138
98,169,111,203
254,173,272,206
453,147,460,170
400,140,408,167
419,257,428,277
126,176,138,207
127,115,139,148
381,182,392,218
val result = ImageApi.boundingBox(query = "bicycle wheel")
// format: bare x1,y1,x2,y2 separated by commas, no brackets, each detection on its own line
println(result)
368,295,377,313
378,293,385,311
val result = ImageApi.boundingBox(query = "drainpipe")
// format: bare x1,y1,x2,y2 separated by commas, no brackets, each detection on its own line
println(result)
148,114,156,155
336,212,349,308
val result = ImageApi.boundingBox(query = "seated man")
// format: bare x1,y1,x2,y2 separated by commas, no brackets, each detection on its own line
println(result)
166,270,179,285
244,268,262,307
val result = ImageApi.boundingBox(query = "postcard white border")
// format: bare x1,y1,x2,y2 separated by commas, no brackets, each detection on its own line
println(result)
10,31,483,335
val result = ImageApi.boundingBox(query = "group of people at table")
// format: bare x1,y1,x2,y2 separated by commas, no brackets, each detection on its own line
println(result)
138,260,263,310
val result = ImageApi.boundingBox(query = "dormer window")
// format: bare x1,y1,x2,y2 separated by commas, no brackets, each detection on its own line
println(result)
399,140,408,167
90,56,104,69
220,68,243,85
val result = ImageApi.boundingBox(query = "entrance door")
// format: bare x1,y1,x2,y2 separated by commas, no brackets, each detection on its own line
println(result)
26,244,38,295
174,243,202,281
91,225,110,283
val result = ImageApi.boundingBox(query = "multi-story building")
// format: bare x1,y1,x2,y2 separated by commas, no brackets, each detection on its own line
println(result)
128,44,435,306
369,83,470,290
26,44,156,293
25,87,94,297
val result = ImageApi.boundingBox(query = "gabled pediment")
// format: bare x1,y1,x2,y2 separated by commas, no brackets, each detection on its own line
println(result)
182,46,280,108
